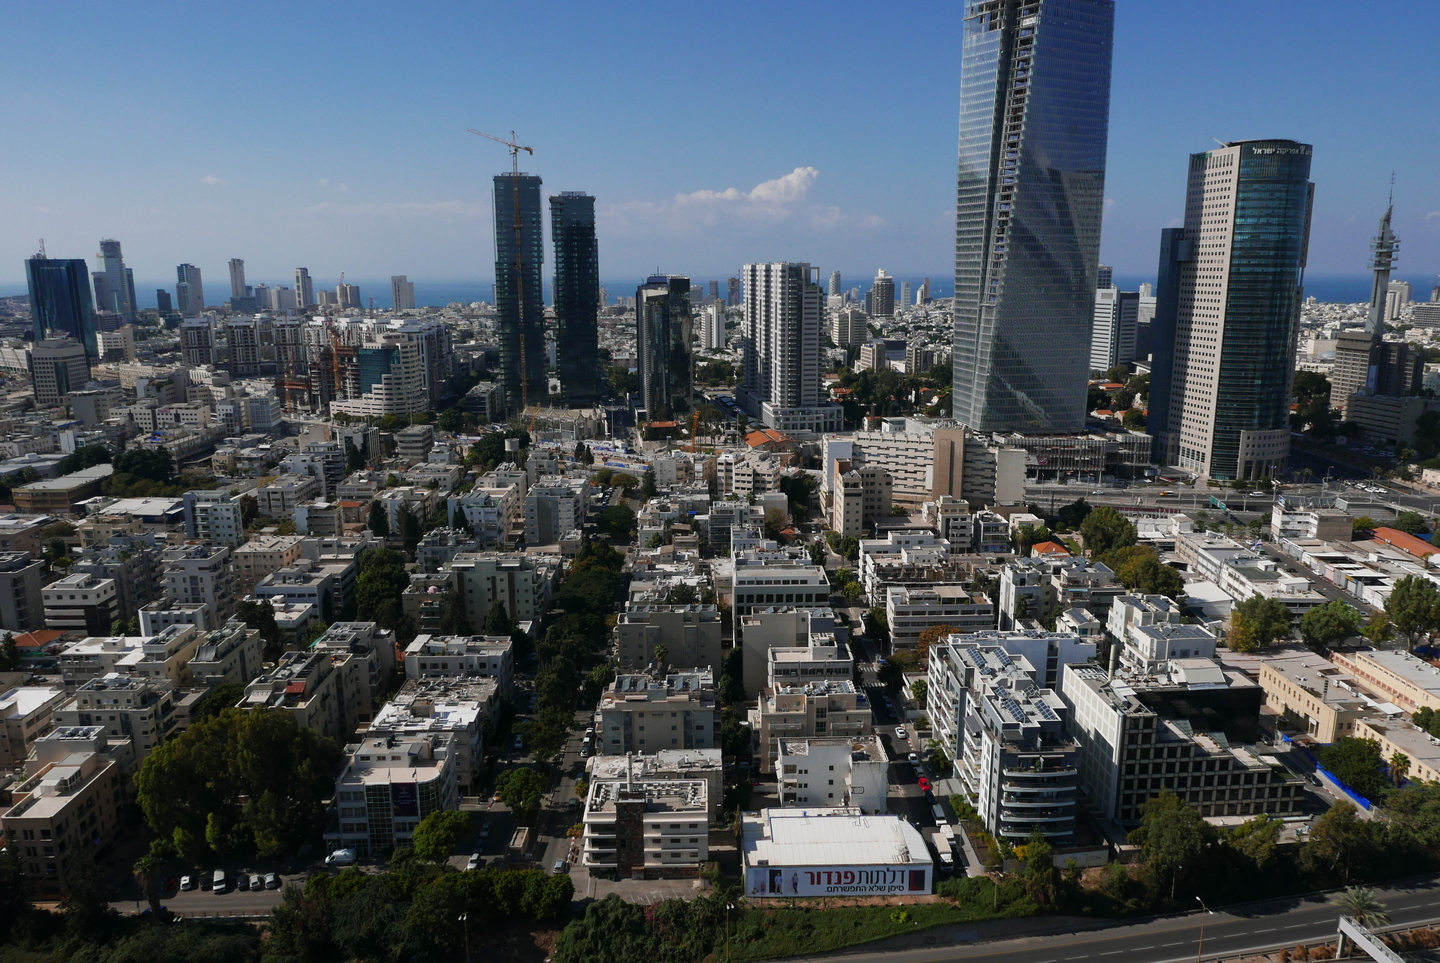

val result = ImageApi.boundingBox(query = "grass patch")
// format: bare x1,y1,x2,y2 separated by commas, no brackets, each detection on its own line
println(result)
731,902,965,961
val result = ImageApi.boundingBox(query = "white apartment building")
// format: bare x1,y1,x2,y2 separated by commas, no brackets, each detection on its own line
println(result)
404,634,514,689
581,774,710,877
0,686,66,770
161,544,238,622
366,677,496,792
748,680,872,773
524,475,587,545
185,619,264,687
326,734,459,858
594,671,719,756
737,262,844,433
445,552,563,627
52,673,190,765
766,633,853,691
182,489,246,548
885,585,996,650
42,573,119,636
775,735,888,813
731,562,830,616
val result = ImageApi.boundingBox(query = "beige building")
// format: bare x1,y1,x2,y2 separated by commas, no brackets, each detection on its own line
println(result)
52,674,196,765
185,619,265,688
885,584,996,650
234,534,305,594
581,773,710,878
0,730,125,897
256,474,321,519
239,648,346,742
594,671,720,757
748,680,873,773
614,604,722,674
1355,719,1440,785
56,625,201,690
0,685,66,770
829,462,893,537
1259,656,1371,743
1329,649,1440,715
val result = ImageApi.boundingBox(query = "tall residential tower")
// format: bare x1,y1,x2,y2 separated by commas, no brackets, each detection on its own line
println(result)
636,276,692,421
493,173,545,413
550,191,600,407
1150,140,1314,480
92,240,135,321
176,264,205,318
951,0,1114,433
739,262,844,433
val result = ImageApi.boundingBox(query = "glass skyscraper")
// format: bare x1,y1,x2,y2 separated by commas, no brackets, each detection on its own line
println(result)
494,173,545,414
951,0,1113,433
25,256,98,362
1151,141,1314,480
550,191,600,408
636,276,692,421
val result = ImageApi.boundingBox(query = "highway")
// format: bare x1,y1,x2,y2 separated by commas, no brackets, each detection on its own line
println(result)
795,875,1440,963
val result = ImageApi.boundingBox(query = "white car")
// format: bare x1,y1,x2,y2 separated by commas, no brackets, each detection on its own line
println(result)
467,853,482,870
325,849,357,866
894,727,908,740
180,875,195,891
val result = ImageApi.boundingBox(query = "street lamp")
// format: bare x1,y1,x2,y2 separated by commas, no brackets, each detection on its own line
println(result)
458,913,470,962
1195,896,1214,963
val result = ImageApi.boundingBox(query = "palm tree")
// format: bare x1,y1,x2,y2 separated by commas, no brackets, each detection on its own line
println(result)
132,853,163,916
1390,752,1411,788
1333,886,1389,929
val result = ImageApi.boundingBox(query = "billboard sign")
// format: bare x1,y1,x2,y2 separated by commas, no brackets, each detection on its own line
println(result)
745,864,930,898
392,782,418,818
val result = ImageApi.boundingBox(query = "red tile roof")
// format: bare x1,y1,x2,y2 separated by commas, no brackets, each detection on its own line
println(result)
1370,527,1438,559
11,629,63,649
1031,541,1071,557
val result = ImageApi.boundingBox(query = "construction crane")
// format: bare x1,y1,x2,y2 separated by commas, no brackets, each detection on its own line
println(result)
468,128,535,412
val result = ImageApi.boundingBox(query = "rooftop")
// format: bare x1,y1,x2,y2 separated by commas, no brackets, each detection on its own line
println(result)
741,807,930,868
585,777,708,816
0,686,64,719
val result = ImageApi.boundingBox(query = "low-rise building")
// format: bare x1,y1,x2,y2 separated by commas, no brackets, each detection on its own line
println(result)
12,465,114,513
52,673,194,765
1259,655,1372,743
0,730,125,897
137,601,211,636
239,648,346,742
741,807,932,898
256,474,321,519
186,619,265,687
325,733,459,859
587,749,724,820
445,552,564,627
0,685,66,770
254,559,337,622
749,680,872,773
42,574,119,636
595,671,720,757
581,772,710,878
614,604,722,674
404,634,513,689
1329,648,1440,715
366,677,497,793
766,633,853,691
312,622,398,727
1355,718,1440,785
885,585,995,650
776,735,888,813
234,534,305,594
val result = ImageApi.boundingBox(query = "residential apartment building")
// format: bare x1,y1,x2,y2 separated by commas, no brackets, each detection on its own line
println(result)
595,671,719,757
42,574,119,636
161,544,237,622
885,585,995,650
325,734,459,858
614,604,722,674
0,553,45,633
52,674,190,765
239,648,345,742
185,619,265,688
748,680,871,773
775,735,888,813
731,562,829,616
445,552,563,627
182,489,246,548
234,534,305,594
524,475,587,545
404,634,514,689
581,773,710,878
366,678,497,793
0,685,66,770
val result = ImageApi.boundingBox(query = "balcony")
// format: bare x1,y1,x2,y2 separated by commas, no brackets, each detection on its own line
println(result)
1001,766,1077,778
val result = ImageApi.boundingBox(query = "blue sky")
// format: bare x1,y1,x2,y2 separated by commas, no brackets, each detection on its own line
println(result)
3,0,1439,292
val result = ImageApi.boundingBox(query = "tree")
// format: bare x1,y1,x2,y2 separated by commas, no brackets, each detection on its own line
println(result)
135,707,343,859
1362,611,1393,646
399,502,424,557
436,407,467,433
666,584,699,605
1126,791,1209,901
1386,575,1440,648
191,680,246,722
719,647,744,705
1113,550,1185,600
910,678,929,709
345,439,366,472
1351,516,1377,538
483,600,514,636
1333,886,1389,928
611,472,639,493
368,499,391,537
496,766,548,823
411,810,472,863
916,624,958,663
597,503,636,540
1054,498,1093,532
234,597,285,661
1299,600,1362,654
1021,828,1059,909
0,846,29,941
113,447,172,482
1390,751,1411,788
437,588,472,635
640,469,657,499
1225,814,1280,871
1122,409,1146,430
132,852,163,916
1319,737,1388,801
1393,511,1430,535
1228,595,1292,652
1302,803,1374,881
1080,506,1137,558
842,582,863,603
55,443,112,475
0,632,18,672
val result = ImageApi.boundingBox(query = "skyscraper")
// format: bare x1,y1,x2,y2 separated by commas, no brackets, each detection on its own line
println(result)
709,280,720,302
26,255,98,361
739,263,844,433
155,289,173,316
636,276,692,420
550,191,600,407
391,276,416,311
228,258,247,299
727,277,740,306
901,280,913,309
951,0,1114,433
92,239,135,321
1089,286,1138,373
29,338,91,406
918,278,931,304
176,264,205,317
1386,280,1412,321
870,270,895,318
295,268,316,310
1096,264,1113,290
829,271,842,297
494,173,545,413
337,283,362,311
1330,206,1399,414
1151,140,1314,481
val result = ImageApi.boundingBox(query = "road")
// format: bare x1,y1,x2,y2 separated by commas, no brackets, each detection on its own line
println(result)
794,875,1440,963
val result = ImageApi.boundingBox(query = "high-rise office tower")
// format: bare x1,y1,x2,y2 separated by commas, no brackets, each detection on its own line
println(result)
952,0,1114,433
870,270,895,318
1331,206,1400,415
92,239,135,321
176,264,205,317
828,271,842,297
155,289,173,316
391,275,416,311
295,268,315,310
918,277,931,304
701,303,727,350
1089,287,1138,373
550,191,600,407
1096,264,1113,290
901,280,913,309
709,280,720,302
1150,140,1314,480
337,283,362,310
739,262,844,433
228,259,247,299
636,276,692,420
727,276,740,306
29,338,91,406
494,173,546,413
26,255,98,362
1386,279,1412,321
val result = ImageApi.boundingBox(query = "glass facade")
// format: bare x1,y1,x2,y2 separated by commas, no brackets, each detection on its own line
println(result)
493,173,546,414
952,0,1113,433
1210,143,1313,479
636,276,693,421
550,192,601,407
357,345,398,394
25,258,98,363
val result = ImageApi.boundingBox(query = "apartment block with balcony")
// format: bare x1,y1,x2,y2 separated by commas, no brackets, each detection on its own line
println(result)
885,585,995,650
239,648,344,742
52,673,192,766
0,552,45,634
0,685,66,770
581,774,709,879
325,734,458,859
587,749,724,820
748,680,871,773
776,735,888,813
365,677,497,793
42,574,119,637
615,604,722,674
185,619,264,687
160,544,238,623
404,634,512,689
234,534,305,594
766,633,853,691
595,671,719,757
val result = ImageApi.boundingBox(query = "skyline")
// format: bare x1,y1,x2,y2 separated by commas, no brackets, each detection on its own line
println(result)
3,2,1440,287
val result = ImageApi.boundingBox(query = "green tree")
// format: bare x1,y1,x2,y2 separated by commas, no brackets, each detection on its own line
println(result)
1225,814,1281,871
368,499,391,537
484,600,514,636
640,469,657,499
411,809,472,863
113,447,172,482
1126,791,1209,901
1362,611,1393,645
1386,574,1440,648
436,407,467,433
1298,599,1362,654
1080,506,1137,557
610,472,639,492
136,707,343,860
1319,737,1388,801
190,680,246,722
55,443,112,475
0,631,18,672
345,439,366,472
1228,595,1292,652
1390,751,1411,787
234,597,285,662
1333,886,1389,928
597,503,636,540
1054,498,1093,531
132,852,163,916
1392,511,1430,535
0,846,29,941
437,587,472,635
1351,516,1377,538
1301,802,1374,881
496,766,548,823
719,647,744,705
399,502,424,557
1113,549,1185,600
1021,828,1059,909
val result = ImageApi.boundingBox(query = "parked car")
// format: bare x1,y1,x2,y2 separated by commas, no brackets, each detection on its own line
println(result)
467,853,482,870
553,859,568,874
212,869,227,894
513,735,524,751
250,874,263,892
917,776,932,794
325,849,358,866
180,876,195,891
237,874,251,891
894,727,908,740
265,873,280,890
908,752,921,766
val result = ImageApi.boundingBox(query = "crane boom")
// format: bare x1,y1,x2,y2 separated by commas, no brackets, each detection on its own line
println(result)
467,129,532,175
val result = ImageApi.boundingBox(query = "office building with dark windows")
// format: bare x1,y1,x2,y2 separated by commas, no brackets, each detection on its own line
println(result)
25,256,98,362
494,173,546,414
636,275,693,421
92,240,136,322
1150,140,1314,480
550,191,601,407
951,0,1114,434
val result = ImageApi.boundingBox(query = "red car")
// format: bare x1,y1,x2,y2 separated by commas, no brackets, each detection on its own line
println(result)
917,776,932,794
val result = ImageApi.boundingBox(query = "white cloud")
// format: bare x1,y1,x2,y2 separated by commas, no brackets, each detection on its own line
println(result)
200,174,227,186
604,167,883,236
1427,210,1440,223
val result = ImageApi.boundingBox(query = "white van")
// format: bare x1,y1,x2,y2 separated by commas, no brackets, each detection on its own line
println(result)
212,869,227,893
